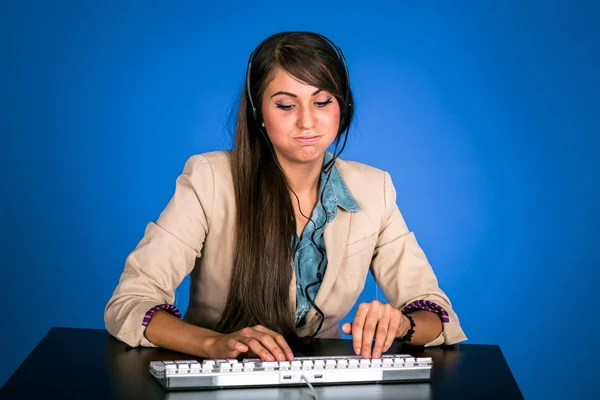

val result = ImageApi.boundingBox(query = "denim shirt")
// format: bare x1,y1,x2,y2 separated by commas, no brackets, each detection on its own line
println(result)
294,155,361,326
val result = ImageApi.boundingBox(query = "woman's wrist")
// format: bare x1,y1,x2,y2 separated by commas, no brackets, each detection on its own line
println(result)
396,314,415,342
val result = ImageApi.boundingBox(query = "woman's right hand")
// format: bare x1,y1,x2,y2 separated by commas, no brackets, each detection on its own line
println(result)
205,324,294,361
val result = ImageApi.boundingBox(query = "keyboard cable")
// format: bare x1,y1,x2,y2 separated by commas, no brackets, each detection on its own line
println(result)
300,374,319,400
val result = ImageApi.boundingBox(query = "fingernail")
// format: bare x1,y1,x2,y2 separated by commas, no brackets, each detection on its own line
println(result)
267,355,275,361
354,348,360,355
362,351,369,358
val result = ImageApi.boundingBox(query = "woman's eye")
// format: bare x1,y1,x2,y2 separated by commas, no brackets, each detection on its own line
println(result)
275,97,332,111
315,98,333,107
275,103,294,111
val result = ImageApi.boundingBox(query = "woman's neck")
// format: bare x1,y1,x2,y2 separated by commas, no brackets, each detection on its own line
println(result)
278,157,323,197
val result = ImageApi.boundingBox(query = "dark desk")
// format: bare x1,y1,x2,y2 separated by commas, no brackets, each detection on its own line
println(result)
0,328,523,400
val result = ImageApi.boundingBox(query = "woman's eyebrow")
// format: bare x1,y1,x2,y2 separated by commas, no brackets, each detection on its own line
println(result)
270,89,323,98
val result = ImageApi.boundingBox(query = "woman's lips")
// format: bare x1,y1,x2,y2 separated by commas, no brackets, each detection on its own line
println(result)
294,135,321,145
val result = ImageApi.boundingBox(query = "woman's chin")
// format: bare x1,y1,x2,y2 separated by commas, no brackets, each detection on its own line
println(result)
292,149,327,165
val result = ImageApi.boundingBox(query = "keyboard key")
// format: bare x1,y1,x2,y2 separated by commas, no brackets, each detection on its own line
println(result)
176,362,189,371
150,361,165,372
164,362,177,372
291,361,302,370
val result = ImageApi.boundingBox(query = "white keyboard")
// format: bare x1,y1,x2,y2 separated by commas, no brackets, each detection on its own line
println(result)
149,354,432,390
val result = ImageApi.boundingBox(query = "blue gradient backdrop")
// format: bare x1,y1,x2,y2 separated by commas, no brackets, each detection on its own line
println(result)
1,1,598,399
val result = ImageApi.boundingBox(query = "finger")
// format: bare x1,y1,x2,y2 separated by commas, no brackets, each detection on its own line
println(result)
253,325,294,361
236,327,277,361
221,338,244,359
248,328,286,362
274,336,294,361
237,337,275,362
361,303,380,358
228,338,249,354
255,334,285,362
372,307,391,359
352,303,369,355
384,312,401,353
341,322,352,335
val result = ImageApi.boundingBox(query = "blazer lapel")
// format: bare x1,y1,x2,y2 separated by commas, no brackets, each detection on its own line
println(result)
300,208,352,333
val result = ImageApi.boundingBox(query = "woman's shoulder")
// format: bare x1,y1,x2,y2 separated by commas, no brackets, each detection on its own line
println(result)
335,156,390,183
175,151,234,196
184,150,231,164
334,157,398,211
181,150,232,175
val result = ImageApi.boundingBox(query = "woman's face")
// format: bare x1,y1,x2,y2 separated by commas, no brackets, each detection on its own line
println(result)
260,66,340,168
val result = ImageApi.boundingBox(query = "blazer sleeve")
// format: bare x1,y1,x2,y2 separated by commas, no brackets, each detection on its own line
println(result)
104,155,214,348
369,171,467,346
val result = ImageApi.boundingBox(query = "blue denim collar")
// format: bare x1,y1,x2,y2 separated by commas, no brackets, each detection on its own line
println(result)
320,152,361,213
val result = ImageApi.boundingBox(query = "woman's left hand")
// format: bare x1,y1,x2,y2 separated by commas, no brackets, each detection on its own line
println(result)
341,300,409,359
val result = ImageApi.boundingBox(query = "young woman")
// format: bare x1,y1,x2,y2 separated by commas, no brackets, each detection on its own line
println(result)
104,31,467,363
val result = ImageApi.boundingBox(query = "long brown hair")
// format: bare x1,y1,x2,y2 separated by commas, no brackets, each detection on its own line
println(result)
215,32,354,338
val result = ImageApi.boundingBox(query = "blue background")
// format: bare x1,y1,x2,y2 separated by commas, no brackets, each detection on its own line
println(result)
1,1,598,398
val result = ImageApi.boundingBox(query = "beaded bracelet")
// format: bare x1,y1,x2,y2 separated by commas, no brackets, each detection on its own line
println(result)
398,314,416,343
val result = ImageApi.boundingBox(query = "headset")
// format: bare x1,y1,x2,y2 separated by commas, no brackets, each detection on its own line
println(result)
245,32,353,337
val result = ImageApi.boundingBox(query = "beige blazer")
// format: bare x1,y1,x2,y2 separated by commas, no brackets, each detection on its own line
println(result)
104,151,467,348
